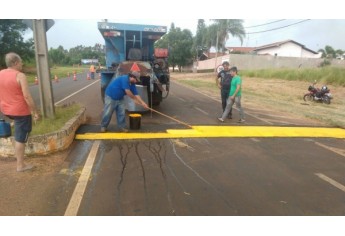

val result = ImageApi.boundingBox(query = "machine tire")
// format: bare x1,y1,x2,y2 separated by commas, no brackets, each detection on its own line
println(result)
156,58,166,69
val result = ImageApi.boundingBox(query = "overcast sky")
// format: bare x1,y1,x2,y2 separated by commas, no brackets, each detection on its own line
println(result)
5,0,343,54
33,19,345,52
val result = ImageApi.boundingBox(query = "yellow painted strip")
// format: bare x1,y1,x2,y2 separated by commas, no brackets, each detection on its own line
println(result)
75,126,345,140
64,140,100,216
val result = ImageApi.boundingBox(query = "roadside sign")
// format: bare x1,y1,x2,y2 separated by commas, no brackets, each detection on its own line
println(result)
23,19,55,32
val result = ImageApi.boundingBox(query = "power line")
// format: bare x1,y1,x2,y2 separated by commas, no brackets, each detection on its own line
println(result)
246,19,311,34
245,19,286,28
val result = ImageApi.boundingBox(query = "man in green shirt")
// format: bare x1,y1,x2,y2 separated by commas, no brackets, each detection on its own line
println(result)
218,66,245,123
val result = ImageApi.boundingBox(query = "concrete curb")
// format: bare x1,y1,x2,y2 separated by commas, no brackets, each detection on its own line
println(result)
0,107,86,158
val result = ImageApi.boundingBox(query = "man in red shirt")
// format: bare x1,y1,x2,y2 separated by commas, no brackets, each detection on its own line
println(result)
0,52,39,172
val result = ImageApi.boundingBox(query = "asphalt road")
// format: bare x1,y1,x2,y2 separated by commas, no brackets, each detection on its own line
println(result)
1,73,345,216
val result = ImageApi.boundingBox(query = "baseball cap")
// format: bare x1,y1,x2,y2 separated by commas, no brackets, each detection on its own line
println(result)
230,66,238,72
129,71,140,82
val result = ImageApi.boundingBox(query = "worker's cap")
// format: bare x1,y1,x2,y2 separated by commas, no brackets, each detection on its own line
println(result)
230,66,238,72
129,71,140,82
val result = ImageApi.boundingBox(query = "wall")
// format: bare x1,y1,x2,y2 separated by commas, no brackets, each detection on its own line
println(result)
196,54,345,71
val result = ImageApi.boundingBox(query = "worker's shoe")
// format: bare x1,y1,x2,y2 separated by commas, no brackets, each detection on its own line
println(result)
238,119,245,123
217,117,224,122
120,128,128,133
100,127,107,133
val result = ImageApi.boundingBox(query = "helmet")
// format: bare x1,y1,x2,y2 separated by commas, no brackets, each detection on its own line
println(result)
321,85,328,91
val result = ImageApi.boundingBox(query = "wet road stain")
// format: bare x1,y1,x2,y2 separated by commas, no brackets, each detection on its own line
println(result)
115,142,133,215
110,141,176,215
169,139,238,213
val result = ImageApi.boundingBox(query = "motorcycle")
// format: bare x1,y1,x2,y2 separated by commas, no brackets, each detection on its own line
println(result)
303,82,332,104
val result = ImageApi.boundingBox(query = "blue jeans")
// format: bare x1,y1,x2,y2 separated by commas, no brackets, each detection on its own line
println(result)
101,77,113,104
101,95,126,130
7,115,32,143
221,89,232,117
90,72,95,79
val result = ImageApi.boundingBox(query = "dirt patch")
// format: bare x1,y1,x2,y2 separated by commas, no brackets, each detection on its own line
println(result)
0,147,71,215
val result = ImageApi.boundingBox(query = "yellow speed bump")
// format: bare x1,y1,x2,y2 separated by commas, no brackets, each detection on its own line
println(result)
75,126,345,140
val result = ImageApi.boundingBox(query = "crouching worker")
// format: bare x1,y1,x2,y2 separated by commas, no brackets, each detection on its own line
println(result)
100,71,148,132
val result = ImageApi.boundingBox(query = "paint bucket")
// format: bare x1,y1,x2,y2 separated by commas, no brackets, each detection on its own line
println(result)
129,114,141,130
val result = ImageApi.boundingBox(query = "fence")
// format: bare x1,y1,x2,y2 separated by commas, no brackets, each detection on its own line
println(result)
192,54,345,72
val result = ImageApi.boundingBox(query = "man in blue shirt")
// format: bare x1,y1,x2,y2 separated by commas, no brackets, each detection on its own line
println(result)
100,71,148,132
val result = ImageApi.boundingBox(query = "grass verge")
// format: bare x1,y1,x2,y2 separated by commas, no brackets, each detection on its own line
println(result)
30,103,82,135
171,72,345,128
241,67,345,86
24,66,89,84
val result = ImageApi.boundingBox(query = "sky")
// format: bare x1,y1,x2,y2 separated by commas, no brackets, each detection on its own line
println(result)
3,0,343,54
33,19,345,52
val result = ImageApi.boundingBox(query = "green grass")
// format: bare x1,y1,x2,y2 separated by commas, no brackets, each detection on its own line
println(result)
180,80,213,88
30,103,82,135
24,66,88,84
172,71,345,128
241,67,345,86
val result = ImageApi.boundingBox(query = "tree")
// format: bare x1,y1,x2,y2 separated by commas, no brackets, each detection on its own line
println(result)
0,20,34,68
317,45,345,67
209,19,246,52
193,19,207,59
335,49,344,58
49,46,70,65
67,44,105,65
318,45,343,59
203,24,219,51
156,24,194,72
172,29,194,71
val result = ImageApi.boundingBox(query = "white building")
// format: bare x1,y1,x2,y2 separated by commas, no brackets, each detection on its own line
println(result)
253,40,322,59
81,59,99,64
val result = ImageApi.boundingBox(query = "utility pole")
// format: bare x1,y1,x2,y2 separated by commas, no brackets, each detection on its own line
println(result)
32,20,55,118
194,46,199,73
214,31,219,73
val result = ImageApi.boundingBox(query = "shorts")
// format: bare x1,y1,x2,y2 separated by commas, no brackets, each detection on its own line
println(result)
7,115,32,143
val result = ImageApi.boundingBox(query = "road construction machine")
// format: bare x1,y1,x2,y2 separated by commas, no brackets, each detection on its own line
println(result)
97,21,170,111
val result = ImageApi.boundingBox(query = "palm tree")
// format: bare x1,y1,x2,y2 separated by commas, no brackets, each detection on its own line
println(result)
321,45,335,58
211,19,246,52
318,46,344,59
